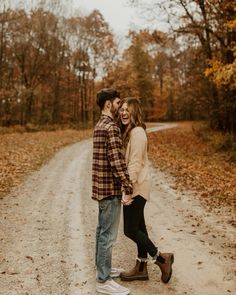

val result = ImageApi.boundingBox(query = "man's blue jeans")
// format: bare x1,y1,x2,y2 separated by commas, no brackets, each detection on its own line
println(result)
95,196,121,282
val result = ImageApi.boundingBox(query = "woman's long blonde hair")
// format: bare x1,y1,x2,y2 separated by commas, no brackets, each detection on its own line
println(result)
118,97,146,148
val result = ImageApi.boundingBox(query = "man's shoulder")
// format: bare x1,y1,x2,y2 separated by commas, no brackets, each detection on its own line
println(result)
95,117,119,133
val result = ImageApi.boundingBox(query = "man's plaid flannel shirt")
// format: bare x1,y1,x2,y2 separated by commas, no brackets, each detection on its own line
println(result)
92,114,133,201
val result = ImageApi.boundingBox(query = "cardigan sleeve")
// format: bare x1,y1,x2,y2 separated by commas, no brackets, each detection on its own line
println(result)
127,127,147,184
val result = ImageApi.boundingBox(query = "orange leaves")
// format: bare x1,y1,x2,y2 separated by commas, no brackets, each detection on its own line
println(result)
0,129,92,196
205,59,236,90
148,122,236,219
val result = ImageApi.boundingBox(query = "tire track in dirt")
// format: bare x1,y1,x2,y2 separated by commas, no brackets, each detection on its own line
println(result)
0,126,235,295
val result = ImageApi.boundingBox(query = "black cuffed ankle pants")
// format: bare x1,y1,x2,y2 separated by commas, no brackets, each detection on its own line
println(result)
123,195,158,258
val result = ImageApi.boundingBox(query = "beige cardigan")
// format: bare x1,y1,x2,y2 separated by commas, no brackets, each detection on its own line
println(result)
125,126,151,200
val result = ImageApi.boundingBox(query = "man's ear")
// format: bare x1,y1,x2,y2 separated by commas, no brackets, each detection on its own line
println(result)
104,100,111,110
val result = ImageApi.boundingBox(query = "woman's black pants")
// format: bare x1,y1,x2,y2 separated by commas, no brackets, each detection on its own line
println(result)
123,195,157,259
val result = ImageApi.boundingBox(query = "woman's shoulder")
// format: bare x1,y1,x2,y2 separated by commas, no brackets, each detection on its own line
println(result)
131,126,146,135
130,126,147,140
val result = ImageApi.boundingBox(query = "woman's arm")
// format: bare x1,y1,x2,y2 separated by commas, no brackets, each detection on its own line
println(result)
127,127,147,184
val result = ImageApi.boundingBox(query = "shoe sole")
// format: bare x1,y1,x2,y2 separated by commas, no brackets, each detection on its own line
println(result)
120,275,149,281
96,288,130,295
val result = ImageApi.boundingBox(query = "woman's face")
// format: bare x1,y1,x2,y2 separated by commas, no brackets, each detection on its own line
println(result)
119,102,131,125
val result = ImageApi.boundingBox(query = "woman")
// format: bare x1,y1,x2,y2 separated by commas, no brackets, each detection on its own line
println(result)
118,97,174,283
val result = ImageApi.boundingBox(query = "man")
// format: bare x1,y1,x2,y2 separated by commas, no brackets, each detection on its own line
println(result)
92,88,133,295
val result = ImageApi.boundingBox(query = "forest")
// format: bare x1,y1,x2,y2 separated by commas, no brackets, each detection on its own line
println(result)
0,2,235,293
0,0,235,133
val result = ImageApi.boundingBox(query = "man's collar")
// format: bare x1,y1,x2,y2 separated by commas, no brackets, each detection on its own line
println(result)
101,113,113,120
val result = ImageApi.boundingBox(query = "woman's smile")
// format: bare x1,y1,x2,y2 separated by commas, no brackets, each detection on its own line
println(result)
119,103,131,125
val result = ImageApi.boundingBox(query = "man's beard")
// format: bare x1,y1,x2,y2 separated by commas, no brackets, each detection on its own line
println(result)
111,105,119,120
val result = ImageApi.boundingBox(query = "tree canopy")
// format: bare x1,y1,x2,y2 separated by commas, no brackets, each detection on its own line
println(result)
0,0,235,133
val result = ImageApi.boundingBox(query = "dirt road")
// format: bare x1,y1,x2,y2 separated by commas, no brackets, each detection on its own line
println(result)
0,126,235,295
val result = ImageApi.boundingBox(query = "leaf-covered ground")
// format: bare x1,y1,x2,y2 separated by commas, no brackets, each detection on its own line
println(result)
1,127,235,295
1,123,235,228
148,122,236,227
0,129,92,196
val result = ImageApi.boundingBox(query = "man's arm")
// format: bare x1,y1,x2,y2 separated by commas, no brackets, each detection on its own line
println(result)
107,125,133,195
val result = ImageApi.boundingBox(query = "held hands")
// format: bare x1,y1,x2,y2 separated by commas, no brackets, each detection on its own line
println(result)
121,193,133,206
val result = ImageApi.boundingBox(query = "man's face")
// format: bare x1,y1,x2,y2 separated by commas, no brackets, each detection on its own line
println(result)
111,97,121,117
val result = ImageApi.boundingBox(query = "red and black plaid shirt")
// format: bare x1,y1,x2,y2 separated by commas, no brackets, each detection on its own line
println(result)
92,114,133,201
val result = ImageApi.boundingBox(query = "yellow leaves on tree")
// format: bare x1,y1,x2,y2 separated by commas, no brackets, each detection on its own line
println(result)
205,59,236,90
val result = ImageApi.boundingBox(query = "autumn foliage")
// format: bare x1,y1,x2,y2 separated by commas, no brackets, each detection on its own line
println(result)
0,4,116,127
148,122,236,226
0,129,92,196
0,1,235,214
0,122,235,229
109,0,236,132
0,0,235,134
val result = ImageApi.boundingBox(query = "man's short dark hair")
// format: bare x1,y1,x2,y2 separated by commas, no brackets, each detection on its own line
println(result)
96,88,120,110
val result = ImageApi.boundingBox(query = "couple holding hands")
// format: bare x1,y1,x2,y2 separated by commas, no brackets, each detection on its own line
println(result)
92,88,174,295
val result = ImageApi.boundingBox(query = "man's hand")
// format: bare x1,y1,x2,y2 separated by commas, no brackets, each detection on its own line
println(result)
121,193,133,206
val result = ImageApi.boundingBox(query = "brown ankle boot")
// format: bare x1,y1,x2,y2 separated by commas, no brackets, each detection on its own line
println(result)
120,259,149,281
155,252,174,283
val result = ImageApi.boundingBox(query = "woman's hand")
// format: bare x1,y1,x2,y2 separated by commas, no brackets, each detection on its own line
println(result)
121,193,133,206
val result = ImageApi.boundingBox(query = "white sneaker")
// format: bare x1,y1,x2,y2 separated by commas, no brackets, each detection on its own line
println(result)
110,267,125,278
96,279,130,295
